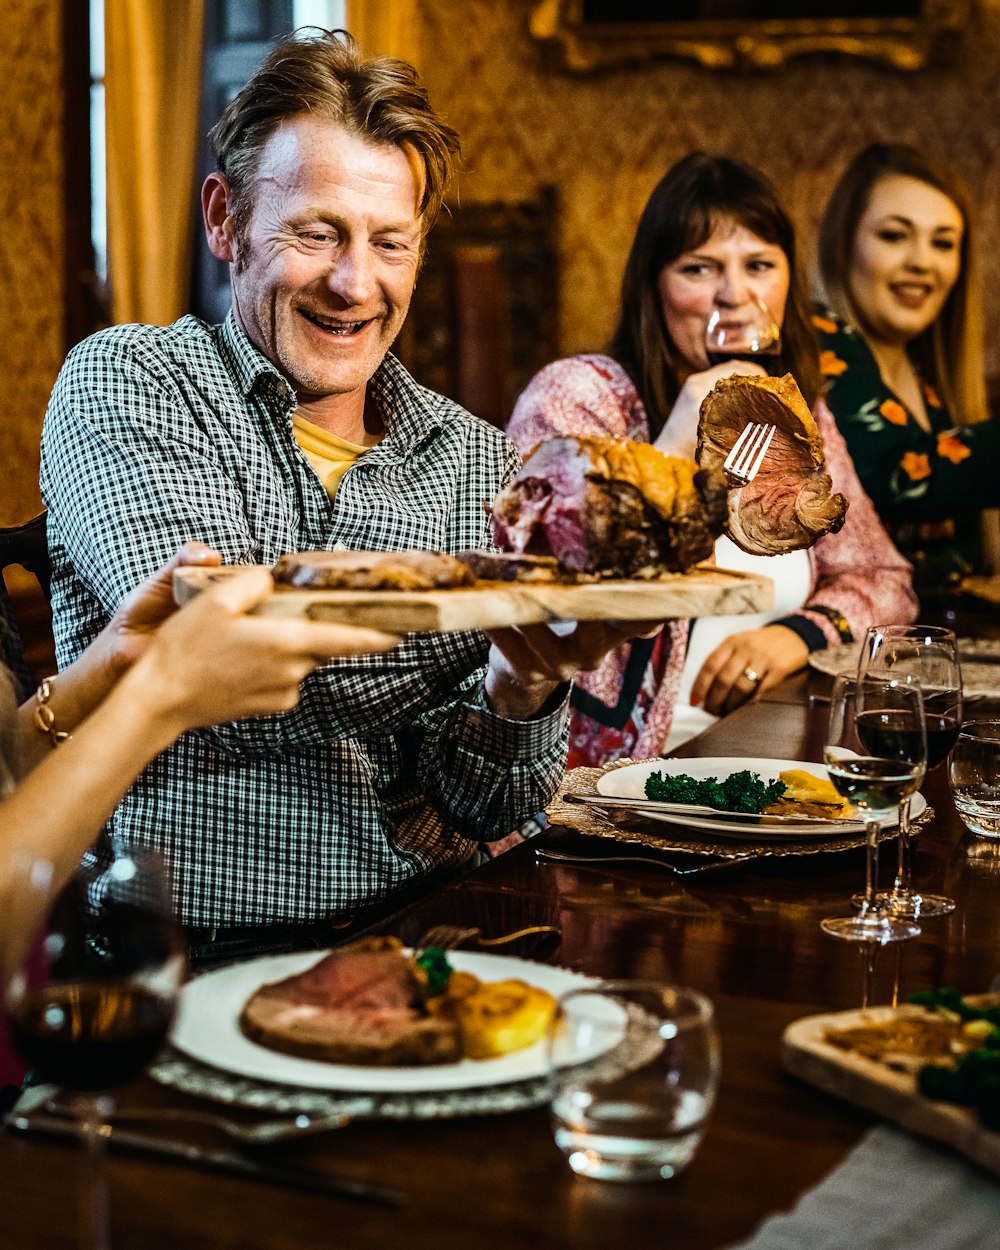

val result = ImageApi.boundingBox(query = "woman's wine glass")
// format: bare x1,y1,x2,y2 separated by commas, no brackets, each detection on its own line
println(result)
705,294,782,372
2,844,185,1250
857,624,962,918
821,673,926,943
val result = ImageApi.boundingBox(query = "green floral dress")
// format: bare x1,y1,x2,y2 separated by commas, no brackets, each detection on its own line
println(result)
814,310,1000,601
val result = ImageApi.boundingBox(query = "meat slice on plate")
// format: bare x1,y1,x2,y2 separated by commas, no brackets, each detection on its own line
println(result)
239,936,461,1065
696,374,848,556
491,435,728,578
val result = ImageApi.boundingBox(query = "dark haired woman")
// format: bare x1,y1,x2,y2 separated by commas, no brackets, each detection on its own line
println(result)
816,142,1000,603
508,152,916,768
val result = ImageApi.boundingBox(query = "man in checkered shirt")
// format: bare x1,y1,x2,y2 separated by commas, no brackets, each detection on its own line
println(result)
40,30,655,961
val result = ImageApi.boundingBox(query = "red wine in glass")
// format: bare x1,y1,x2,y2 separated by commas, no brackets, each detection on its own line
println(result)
705,298,782,373
857,624,963,919
705,344,783,373
856,708,961,771
8,980,175,1092
3,849,184,1250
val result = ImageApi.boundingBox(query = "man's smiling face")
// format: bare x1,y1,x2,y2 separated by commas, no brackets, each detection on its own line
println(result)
227,115,424,420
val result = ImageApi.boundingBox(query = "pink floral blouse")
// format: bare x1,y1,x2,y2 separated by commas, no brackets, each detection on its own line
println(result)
507,354,919,767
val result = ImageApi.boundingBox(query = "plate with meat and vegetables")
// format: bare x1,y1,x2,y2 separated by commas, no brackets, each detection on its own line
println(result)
595,757,926,841
170,939,610,1092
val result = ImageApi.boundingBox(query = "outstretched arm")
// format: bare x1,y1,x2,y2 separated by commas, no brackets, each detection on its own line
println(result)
2,560,398,909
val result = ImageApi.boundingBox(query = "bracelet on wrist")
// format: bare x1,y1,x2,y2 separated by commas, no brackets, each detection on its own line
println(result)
34,676,71,747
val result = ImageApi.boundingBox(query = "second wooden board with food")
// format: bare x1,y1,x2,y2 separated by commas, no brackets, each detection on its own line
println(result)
174,561,773,634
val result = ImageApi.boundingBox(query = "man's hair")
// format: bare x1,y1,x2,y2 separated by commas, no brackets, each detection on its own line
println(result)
817,142,986,427
208,27,461,254
608,151,820,439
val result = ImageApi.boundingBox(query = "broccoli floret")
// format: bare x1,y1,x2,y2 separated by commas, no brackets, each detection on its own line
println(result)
722,770,787,814
644,769,786,813
644,772,705,804
909,987,964,1011
919,1063,962,1101
414,946,453,997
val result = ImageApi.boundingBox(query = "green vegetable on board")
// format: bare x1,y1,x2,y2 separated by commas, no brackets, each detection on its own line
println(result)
909,988,1000,1130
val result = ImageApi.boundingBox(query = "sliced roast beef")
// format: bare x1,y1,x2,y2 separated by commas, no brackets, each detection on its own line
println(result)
239,937,462,1065
454,550,589,583
272,549,475,591
696,374,848,556
491,435,728,577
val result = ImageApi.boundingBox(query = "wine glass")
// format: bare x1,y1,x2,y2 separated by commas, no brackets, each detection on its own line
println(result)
821,673,926,943
857,624,962,918
2,845,185,1250
705,294,782,372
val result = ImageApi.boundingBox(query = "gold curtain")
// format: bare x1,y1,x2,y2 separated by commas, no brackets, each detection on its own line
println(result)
345,0,421,65
105,0,206,326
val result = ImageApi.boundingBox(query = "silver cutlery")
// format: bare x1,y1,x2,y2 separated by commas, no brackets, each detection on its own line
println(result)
415,923,561,952
42,1100,351,1148
561,792,863,828
4,1111,404,1206
534,846,755,876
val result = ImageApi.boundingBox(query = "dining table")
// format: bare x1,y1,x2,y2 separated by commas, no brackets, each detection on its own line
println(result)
4,652,1000,1249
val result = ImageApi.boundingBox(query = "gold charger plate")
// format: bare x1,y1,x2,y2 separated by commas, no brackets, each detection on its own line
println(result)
547,761,932,861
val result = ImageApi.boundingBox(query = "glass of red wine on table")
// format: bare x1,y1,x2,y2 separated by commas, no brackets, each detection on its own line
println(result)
822,673,926,944
2,846,185,1250
704,295,782,372
856,625,962,919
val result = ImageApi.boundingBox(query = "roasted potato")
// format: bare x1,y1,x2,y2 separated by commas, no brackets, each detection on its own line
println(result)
429,975,557,1059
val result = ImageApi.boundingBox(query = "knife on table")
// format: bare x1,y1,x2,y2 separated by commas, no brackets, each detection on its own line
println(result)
561,792,864,829
3,1111,405,1207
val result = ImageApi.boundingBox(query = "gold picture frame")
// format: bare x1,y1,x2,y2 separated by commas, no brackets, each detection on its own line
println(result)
529,1,968,72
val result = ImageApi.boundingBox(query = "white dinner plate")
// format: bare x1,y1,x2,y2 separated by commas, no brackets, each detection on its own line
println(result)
596,756,926,840
171,950,598,1092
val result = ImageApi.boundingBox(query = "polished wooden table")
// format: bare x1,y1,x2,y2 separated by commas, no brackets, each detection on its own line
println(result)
4,676,1000,1249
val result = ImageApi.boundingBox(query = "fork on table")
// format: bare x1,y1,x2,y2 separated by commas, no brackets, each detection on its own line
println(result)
415,923,561,953
723,421,777,486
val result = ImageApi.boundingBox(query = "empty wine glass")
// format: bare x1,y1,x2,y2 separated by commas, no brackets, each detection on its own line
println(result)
2,845,185,1250
705,294,782,372
857,624,961,918
822,673,925,944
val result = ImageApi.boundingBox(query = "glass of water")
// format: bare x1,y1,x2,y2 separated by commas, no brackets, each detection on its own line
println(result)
950,721,1000,838
546,981,720,1182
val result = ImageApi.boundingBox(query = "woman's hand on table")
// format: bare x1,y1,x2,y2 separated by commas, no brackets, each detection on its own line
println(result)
652,360,767,460
690,624,808,717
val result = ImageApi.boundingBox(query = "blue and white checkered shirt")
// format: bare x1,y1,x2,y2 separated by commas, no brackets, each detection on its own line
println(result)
41,313,569,928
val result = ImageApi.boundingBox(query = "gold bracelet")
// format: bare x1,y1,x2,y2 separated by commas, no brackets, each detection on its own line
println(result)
34,676,71,747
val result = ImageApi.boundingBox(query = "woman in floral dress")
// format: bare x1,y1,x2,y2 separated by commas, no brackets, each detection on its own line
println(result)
816,143,1000,603
508,153,916,769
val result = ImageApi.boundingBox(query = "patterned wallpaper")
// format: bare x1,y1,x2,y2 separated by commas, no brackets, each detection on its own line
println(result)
4,1,1000,522
0,1,65,525
418,0,1000,387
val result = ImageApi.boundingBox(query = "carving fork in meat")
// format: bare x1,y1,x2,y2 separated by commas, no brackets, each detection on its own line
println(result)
723,421,776,486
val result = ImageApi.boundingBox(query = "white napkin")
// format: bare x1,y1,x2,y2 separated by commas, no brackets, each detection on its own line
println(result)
725,1124,1000,1250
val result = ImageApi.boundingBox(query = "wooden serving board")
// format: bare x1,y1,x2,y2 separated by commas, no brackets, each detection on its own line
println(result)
173,563,773,634
782,1005,1000,1177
